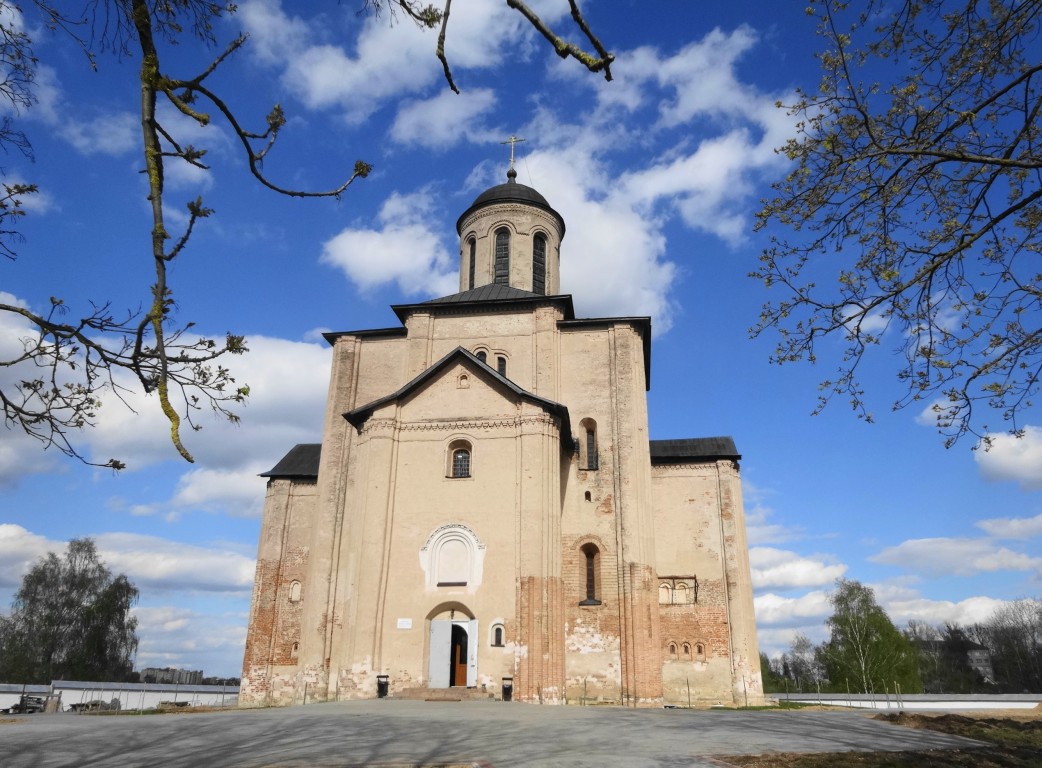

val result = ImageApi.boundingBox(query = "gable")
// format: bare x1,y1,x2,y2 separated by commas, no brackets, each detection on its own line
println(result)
397,361,523,422
344,346,573,447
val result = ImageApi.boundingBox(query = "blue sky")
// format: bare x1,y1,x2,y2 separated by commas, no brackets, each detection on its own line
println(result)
1,1,1040,678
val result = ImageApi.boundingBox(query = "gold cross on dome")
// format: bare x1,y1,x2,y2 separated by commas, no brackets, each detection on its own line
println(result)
500,135,525,170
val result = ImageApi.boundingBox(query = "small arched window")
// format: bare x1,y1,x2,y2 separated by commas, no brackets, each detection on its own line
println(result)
467,237,476,290
675,582,688,604
695,643,706,659
682,643,692,661
659,583,672,605
447,439,473,478
452,448,471,478
289,580,302,602
491,624,505,647
580,419,599,471
533,233,546,295
580,543,601,605
496,355,507,376
494,228,510,285
668,642,678,660
476,350,488,363
291,641,299,659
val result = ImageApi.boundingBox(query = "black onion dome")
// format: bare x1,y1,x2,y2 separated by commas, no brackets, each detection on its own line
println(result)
456,170,566,236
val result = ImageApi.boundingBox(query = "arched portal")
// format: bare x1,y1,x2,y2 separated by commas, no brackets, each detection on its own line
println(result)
426,603,478,688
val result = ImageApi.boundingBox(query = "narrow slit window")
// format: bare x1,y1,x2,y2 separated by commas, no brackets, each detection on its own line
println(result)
580,419,599,471
533,234,546,295
467,237,476,290
494,228,510,285
496,356,507,376
580,543,601,605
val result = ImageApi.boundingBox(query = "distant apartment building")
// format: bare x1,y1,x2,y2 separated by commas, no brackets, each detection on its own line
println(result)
140,667,203,685
966,642,995,682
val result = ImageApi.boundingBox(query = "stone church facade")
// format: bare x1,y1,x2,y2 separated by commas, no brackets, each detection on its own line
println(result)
240,168,763,707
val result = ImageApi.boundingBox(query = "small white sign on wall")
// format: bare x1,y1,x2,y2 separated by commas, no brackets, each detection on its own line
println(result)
397,618,413,630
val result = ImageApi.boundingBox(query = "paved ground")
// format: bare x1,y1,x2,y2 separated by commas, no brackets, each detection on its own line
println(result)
1,700,989,768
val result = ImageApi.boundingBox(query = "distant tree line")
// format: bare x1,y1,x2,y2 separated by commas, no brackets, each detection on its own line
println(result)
760,580,1042,695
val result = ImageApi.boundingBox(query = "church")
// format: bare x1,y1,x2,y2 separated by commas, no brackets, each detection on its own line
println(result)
240,161,764,707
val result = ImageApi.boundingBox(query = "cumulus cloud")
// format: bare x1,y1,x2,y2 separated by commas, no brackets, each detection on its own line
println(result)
754,590,831,626
750,547,846,591
57,112,138,156
974,425,1042,490
362,26,791,331
0,524,53,589
321,189,458,297
391,88,498,148
882,594,1008,628
238,0,537,123
977,512,1042,540
871,537,1042,577
95,533,255,594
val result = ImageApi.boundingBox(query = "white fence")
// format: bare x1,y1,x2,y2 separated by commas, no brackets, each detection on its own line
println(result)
776,692,1042,711
0,680,239,712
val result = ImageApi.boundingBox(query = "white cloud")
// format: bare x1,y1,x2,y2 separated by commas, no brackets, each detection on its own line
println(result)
754,590,831,626
236,0,312,66
94,532,255,594
871,537,1042,577
321,189,457,296
975,425,1042,490
81,334,330,473
0,524,52,589
0,172,55,214
391,88,498,148
239,0,570,125
883,594,1010,628
169,465,268,519
977,511,1042,540
57,111,139,156
750,547,846,591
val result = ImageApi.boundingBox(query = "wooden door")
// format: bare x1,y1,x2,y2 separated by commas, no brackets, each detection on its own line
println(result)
450,624,468,687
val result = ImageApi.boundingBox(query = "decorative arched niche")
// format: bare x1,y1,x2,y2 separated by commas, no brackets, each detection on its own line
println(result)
419,524,486,590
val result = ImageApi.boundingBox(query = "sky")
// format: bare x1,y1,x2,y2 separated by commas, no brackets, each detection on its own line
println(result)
1,0,1040,679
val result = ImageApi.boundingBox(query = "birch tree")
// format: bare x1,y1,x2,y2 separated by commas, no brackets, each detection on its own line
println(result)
819,579,920,694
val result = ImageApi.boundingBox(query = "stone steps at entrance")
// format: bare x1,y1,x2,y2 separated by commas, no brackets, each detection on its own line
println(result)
393,686,499,702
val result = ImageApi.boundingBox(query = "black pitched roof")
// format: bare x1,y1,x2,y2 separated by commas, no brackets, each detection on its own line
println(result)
344,346,574,449
392,285,575,323
649,437,740,463
261,443,321,478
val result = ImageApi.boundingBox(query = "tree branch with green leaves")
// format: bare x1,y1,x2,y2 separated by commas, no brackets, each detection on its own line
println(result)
754,0,1042,448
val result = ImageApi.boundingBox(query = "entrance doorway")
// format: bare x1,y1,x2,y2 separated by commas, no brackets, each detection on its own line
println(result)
428,616,478,688
450,624,468,687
